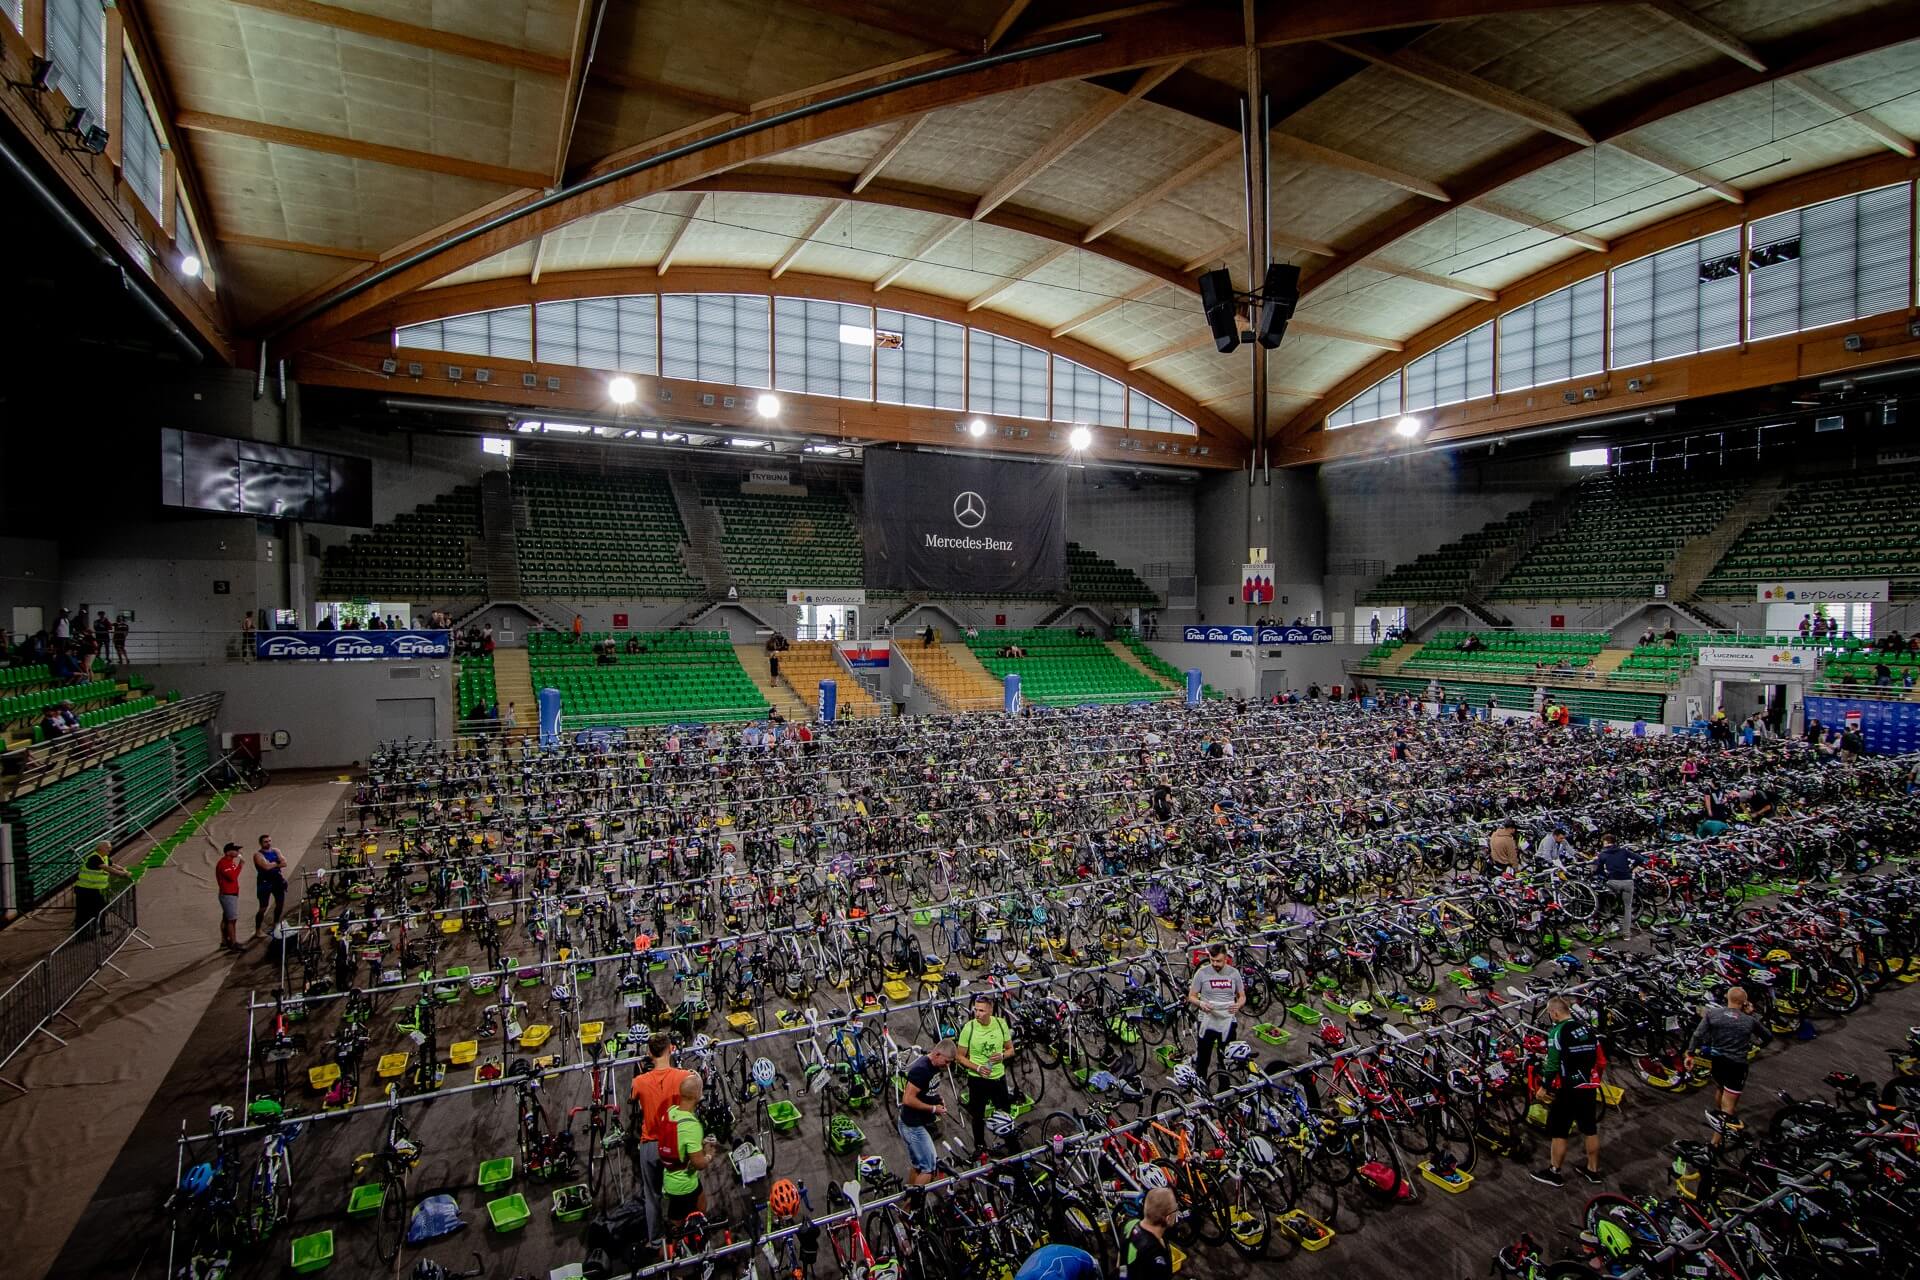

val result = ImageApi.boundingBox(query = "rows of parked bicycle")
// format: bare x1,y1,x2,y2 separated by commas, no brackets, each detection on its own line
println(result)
164,702,1919,1279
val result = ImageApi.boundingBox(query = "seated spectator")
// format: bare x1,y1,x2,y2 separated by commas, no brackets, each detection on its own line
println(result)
38,708,64,739
626,635,642,654
51,649,79,683
1875,662,1893,687
1661,624,1677,644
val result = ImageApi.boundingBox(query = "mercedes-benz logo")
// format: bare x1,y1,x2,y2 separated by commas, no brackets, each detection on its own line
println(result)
953,491,987,528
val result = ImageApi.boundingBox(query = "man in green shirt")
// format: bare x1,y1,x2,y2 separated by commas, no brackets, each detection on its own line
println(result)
956,995,1016,1156
662,1073,716,1223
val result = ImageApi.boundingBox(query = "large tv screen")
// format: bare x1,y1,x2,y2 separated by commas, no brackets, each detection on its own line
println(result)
159,428,373,526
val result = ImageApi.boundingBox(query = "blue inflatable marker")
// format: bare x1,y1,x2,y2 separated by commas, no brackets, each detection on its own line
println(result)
537,686,562,747
818,678,837,723
1185,669,1202,706
1004,673,1022,716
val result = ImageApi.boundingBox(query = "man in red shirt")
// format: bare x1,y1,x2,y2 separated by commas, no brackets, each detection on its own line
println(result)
215,842,244,951
628,1033,690,1237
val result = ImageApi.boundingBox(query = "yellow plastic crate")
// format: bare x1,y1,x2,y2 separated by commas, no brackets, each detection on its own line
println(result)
450,1040,479,1066
440,918,463,935
579,1021,604,1046
309,1064,341,1091
518,1024,552,1049
377,1053,408,1079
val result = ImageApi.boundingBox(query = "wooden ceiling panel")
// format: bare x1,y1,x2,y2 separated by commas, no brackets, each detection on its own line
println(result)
883,219,1039,301
880,81,1107,200
1808,49,1920,140
1407,7,1716,117
1692,0,1888,42
190,131,516,254
779,204,949,283
753,128,896,180
149,0,560,173
1005,99,1234,237
433,241,540,288
595,0,930,111
1620,81,1872,196
215,241,363,326
531,201,690,274
1281,66,1526,183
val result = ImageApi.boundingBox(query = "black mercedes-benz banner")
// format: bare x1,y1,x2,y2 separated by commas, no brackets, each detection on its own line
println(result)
863,449,1067,594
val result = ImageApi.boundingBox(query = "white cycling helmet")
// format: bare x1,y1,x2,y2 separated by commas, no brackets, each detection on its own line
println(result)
752,1057,778,1088
1224,1041,1254,1063
1138,1164,1172,1190
987,1111,1020,1136
1172,1063,1203,1089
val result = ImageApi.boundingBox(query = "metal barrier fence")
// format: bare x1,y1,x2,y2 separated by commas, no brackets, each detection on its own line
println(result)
0,885,149,1093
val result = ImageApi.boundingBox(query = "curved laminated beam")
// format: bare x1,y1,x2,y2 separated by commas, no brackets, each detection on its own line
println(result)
342,267,1245,451
265,0,1640,353
1290,12,1920,363
1277,151,1920,462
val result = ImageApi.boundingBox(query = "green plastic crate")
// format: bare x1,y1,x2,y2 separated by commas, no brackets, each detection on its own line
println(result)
290,1229,334,1272
487,1192,530,1232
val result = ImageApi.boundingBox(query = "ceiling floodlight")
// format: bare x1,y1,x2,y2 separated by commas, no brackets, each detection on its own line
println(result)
607,375,637,405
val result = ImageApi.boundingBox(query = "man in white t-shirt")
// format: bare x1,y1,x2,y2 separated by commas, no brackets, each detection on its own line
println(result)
1186,943,1245,1077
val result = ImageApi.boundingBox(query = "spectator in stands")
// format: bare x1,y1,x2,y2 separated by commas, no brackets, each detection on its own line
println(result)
1798,614,1812,637
77,629,99,677
112,615,129,665
1369,613,1381,643
597,640,618,666
626,635,643,654
1662,623,1678,644
92,610,111,657
766,633,782,681
571,613,584,642
50,647,79,684
37,706,65,740
343,615,360,630
1638,626,1656,647
53,607,70,642
1880,630,1905,654
481,624,496,656
921,624,935,648
824,615,836,641
503,702,518,730
1875,662,1894,688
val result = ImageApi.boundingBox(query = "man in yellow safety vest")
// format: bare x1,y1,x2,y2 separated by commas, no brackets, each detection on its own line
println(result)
74,840,129,934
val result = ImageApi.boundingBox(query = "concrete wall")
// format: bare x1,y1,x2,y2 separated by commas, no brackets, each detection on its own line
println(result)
59,516,269,640
143,659,456,769
1065,473,1196,581
1146,640,1370,699
1190,469,1329,631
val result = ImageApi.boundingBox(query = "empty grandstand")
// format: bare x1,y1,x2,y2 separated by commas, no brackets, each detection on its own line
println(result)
518,470,702,598
317,485,485,599
1700,466,1920,600
1491,473,1739,601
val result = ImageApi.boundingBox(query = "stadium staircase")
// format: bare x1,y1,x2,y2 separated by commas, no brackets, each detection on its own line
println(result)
478,470,523,599
1698,465,1920,600
489,649,536,732
967,629,1173,706
733,644,811,721
1374,642,1422,674
1491,473,1739,602
778,642,884,717
1105,640,1179,691
527,630,766,724
1663,473,1788,601
668,471,734,598
899,641,1002,712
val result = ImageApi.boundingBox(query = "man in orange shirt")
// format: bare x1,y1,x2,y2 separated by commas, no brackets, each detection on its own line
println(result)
629,1032,689,1237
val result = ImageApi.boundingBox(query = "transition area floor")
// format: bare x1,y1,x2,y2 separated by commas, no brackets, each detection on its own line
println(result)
13,787,1920,1280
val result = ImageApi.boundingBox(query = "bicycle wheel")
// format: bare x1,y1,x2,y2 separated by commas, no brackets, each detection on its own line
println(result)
1219,1169,1271,1257
376,1170,407,1264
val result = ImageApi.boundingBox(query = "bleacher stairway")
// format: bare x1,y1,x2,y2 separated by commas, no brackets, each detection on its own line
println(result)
1663,473,1789,601
491,648,537,734
479,470,523,599
1105,640,1179,691
733,644,810,721
667,471,733,597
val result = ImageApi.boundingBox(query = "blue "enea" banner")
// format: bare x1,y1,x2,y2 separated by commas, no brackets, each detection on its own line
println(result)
256,630,453,660
1181,625,1333,645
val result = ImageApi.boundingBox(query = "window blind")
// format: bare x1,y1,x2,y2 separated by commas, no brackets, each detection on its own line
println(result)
1327,372,1401,428
395,306,533,360
968,329,1048,419
4,0,23,36
175,200,199,272
874,309,964,409
121,63,164,216
1748,183,1910,342
46,0,105,123
1609,227,1740,369
535,296,658,374
661,294,770,387
1497,276,1603,392
1405,321,1494,410
774,297,872,400
1051,356,1125,426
